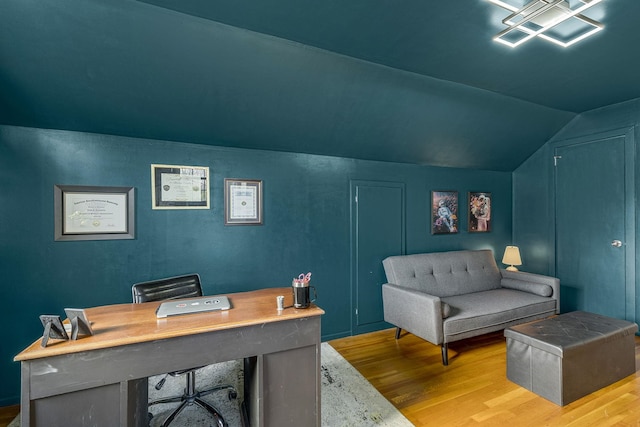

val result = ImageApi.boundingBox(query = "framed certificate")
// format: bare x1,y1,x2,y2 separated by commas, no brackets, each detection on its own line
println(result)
224,179,263,225
54,185,135,241
151,164,210,209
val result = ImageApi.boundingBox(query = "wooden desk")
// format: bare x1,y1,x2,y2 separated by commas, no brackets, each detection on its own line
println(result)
15,288,324,427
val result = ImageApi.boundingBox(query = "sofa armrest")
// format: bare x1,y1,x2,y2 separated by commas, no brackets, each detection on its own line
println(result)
382,283,444,345
500,269,560,314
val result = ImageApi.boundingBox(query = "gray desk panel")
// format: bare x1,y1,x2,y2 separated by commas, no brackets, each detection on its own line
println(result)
21,316,321,426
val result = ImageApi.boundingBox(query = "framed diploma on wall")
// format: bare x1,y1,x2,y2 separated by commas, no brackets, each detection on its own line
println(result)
224,179,263,225
151,164,210,209
54,185,135,241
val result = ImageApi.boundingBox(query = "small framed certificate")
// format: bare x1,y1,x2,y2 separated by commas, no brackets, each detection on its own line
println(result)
224,179,263,225
151,164,210,209
54,185,135,241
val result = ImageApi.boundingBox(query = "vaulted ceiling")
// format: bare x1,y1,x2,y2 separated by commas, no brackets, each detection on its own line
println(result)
1,0,639,171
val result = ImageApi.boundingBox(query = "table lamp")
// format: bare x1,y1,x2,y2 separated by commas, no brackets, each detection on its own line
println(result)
502,246,522,271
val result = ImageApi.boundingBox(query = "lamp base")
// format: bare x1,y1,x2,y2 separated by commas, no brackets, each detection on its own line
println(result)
506,265,519,271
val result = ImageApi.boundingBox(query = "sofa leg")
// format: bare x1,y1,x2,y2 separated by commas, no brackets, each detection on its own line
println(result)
395,327,402,339
441,344,449,366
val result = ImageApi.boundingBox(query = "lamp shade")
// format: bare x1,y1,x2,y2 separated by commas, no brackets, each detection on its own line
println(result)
502,246,522,271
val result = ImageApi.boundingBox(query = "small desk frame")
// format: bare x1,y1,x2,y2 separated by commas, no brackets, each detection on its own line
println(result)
16,288,323,427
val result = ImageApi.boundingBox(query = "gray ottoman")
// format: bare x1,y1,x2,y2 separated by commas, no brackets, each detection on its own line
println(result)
504,311,638,405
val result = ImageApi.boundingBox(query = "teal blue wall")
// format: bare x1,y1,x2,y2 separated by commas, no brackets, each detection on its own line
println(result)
513,99,640,323
0,125,513,405
512,145,555,275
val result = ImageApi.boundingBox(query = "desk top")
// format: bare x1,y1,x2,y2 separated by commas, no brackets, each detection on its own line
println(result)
16,287,324,362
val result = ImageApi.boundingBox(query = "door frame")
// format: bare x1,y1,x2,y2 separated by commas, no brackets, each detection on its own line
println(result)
349,180,406,335
550,126,635,321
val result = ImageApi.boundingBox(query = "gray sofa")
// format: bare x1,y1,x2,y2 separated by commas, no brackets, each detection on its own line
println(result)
382,249,559,365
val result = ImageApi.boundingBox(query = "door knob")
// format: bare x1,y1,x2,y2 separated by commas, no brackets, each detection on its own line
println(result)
611,240,623,247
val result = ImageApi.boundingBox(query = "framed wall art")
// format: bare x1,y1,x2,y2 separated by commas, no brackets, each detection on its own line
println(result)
469,192,491,232
431,190,458,234
54,185,135,241
224,179,263,225
151,164,210,210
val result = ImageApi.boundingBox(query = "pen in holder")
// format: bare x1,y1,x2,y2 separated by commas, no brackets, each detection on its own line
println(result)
292,272,317,309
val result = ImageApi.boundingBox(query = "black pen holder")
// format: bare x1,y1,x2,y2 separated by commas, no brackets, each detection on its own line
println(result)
292,281,317,309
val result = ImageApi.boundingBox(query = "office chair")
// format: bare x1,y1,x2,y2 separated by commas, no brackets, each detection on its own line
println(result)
132,274,237,427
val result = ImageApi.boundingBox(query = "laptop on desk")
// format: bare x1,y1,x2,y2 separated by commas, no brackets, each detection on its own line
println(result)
156,296,231,318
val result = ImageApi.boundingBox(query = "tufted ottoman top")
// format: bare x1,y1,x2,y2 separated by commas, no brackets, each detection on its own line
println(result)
505,311,638,357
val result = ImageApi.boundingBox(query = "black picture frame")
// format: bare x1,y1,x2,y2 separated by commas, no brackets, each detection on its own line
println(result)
469,192,492,233
431,191,458,234
151,164,210,209
54,185,135,241
224,179,263,225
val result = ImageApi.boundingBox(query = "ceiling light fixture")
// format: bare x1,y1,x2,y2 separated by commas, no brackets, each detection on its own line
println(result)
487,0,604,48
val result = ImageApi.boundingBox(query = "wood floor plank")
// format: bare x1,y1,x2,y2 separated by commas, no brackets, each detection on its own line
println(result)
330,328,640,426
0,405,18,427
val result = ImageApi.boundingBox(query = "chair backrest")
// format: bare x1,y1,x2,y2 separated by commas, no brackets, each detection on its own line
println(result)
131,274,203,303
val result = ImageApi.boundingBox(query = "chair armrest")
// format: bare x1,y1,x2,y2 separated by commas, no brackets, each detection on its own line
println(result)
500,269,560,314
382,283,444,345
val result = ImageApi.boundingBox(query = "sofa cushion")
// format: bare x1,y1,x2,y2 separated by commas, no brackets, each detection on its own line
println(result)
441,302,452,319
501,278,553,297
441,289,557,337
383,249,502,297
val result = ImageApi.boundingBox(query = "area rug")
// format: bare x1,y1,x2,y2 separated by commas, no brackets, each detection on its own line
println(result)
9,343,413,427
320,343,413,427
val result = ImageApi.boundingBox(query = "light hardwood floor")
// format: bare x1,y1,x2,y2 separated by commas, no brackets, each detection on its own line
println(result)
0,405,18,427
330,328,640,426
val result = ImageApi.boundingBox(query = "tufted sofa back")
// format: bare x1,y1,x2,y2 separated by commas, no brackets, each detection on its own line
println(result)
382,249,502,297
